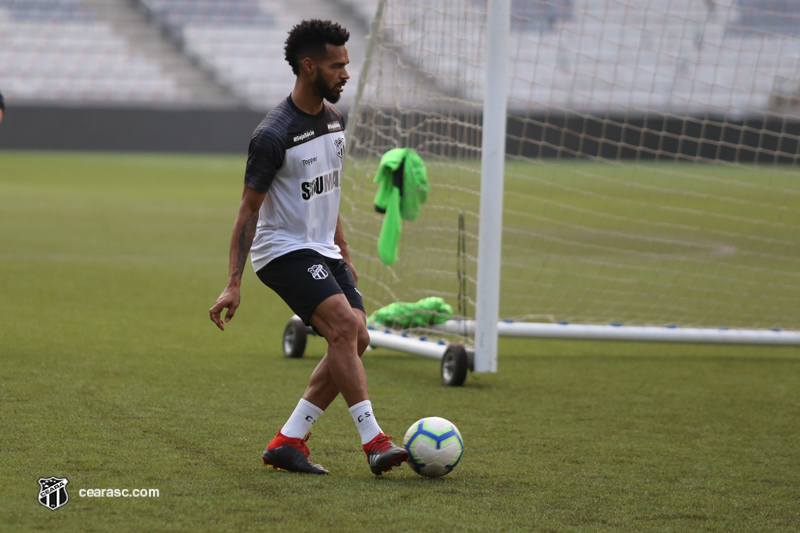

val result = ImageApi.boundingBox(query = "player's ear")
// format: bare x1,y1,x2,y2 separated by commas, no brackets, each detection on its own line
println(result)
301,57,316,75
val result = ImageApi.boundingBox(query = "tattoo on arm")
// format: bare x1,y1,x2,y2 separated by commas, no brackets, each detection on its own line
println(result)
234,212,258,279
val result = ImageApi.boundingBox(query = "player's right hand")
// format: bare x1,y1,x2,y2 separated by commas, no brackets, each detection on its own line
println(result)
209,286,241,331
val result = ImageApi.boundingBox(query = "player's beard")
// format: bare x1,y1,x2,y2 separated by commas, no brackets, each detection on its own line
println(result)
314,71,343,104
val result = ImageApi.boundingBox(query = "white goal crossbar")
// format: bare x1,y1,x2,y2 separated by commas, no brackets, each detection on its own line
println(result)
367,327,449,359
365,321,800,362
436,321,800,346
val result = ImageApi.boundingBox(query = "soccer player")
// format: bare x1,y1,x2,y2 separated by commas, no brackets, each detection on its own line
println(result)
0,91,5,124
209,20,408,476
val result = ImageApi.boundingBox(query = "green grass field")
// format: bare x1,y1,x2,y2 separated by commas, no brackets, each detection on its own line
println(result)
2,151,799,532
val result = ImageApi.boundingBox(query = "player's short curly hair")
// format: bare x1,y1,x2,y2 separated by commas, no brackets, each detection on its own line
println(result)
284,19,350,76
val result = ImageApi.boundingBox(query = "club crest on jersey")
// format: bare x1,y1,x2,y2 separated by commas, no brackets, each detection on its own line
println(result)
301,170,340,201
334,137,345,159
308,264,328,280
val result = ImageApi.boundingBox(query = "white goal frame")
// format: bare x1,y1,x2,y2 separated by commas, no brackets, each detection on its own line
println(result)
342,0,800,375
474,0,511,373
471,0,800,374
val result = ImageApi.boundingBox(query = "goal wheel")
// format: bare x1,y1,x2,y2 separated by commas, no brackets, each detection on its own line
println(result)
441,344,468,386
282,316,307,358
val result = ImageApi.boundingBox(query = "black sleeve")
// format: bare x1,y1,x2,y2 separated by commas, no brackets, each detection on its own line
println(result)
243,127,285,193
0,92,5,112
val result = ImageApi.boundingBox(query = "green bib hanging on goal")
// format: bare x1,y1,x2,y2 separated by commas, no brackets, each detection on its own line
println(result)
373,148,429,266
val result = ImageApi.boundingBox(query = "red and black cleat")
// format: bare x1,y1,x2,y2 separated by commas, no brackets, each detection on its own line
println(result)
363,433,408,476
263,431,329,475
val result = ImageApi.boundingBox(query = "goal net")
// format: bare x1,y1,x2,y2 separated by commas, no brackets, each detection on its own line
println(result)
340,0,800,350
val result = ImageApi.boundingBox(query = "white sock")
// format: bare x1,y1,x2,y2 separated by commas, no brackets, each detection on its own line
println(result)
348,400,383,445
280,399,324,439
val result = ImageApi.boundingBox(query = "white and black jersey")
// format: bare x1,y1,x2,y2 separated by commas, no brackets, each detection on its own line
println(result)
244,96,346,272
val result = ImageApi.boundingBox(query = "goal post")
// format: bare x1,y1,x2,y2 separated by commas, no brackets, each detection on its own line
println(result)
474,0,511,373
341,0,800,370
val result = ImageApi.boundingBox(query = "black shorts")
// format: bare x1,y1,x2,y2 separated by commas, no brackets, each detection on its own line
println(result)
256,249,365,326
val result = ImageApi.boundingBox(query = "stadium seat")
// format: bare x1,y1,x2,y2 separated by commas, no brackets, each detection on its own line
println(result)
0,0,189,104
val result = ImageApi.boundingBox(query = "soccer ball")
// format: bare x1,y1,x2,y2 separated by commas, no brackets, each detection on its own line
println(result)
403,417,464,478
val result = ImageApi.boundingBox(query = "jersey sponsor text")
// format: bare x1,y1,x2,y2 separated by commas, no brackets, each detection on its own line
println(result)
293,130,315,143
301,170,340,201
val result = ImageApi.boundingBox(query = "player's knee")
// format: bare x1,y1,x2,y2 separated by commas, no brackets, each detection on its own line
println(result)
325,312,360,348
